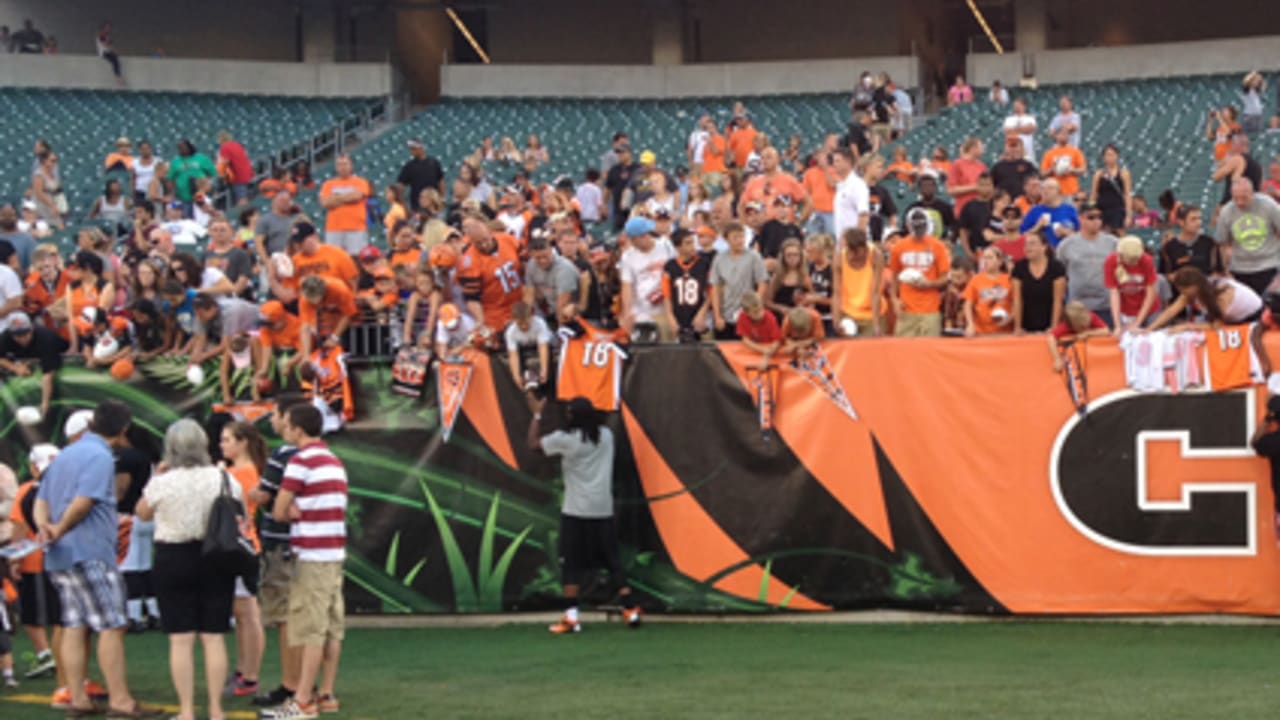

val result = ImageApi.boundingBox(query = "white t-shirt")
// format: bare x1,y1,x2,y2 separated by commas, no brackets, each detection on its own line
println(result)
618,240,676,322
134,157,158,195
1003,113,1038,158
575,183,603,222
833,171,870,243
163,219,207,246
688,129,710,165
504,315,552,349
499,211,526,240
0,264,22,333
17,218,49,236
1048,111,1082,148
540,426,615,518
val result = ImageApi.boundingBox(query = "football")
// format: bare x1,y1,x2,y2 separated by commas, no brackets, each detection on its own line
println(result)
271,252,295,279
93,335,120,361
185,364,206,386
897,268,925,287
110,358,135,381
15,406,42,426
1054,155,1072,175
838,317,859,337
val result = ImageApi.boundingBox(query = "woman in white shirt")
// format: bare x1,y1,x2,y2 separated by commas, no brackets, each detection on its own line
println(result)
1147,266,1263,329
136,419,242,720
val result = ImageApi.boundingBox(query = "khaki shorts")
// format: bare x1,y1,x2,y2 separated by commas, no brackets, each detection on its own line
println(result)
259,546,294,626
895,312,942,337
287,560,344,646
853,318,882,338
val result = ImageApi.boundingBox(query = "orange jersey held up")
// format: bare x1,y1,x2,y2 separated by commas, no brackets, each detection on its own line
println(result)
1204,323,1264,391
457,233,523,330
303,348,355,421
557,321,628,412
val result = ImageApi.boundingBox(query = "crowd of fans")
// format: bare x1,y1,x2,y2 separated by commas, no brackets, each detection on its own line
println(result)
1,67,1280,716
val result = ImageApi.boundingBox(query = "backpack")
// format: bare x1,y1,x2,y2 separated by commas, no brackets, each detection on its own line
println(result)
202,470,258,576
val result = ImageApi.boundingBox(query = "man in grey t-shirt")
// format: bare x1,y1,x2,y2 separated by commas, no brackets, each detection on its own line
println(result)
530,396,640,633
1215,178,1280,296
1056,208,1117,326
523,237,580,321
254,192,296,259
709,223,769,339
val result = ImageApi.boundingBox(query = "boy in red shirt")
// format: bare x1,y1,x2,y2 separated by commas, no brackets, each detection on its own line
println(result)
1047,301,1110,371
735,291,781,366
1104,235,1159,336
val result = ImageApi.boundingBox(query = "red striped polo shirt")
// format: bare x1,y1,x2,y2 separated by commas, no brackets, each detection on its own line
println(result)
280,440,348,562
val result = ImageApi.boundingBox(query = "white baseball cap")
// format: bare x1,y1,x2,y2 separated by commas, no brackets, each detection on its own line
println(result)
64,409,94,440
28,443,59,474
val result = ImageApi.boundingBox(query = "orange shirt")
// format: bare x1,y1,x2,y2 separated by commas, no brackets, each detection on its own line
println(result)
962,272,1013,334
1205,323,1261,391
320,175,371,232
802,166,834,213
702,134,728,174
739,171,807,220
358,288,399,309
258,313,302,351
104,152,133,170
285,244,359,290
258,177,298,199
383,203,407,236
390,248,421,270
780,307,826,340
299,276,359,337
9,481,42,574
887,161,916,183
556,321,627,412
457,233,523,329
228,464,261,553
24,269,69,319
888,235,951,314
1214,121,1240,161
68,279,107,322
727,126,757,168
1040,146,1086,197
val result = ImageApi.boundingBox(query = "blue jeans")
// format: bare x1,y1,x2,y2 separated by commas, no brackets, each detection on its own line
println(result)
805,212,834,237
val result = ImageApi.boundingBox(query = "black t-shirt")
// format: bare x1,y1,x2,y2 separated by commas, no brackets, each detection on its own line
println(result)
756,220,803,260
114,446,153,515
398,157,444,209
1254,429,1280,512
664,254,712,329
605,163,638,228
991,159,1038,199
0,326,67,373
1011,258,1066,332
871,86,896,124
843,123,872,156
1159,235,1224,278
808,263,833,315
905,198,957,241
866,185,897,242
959,199,994,252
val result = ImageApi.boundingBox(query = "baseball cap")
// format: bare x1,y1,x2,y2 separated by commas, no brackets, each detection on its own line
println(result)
407,139,425,149
28,443,59,474
259,300,287,325
20,199,36,211
1079,202,1102,214
167,200,184,210
1001,204,1023,219
7,311,33,333
674,165,689,178
652,206,673,220
64,409,94,439
115,136,131,146
588,243,610,260
624,216,656,237
906,207,930,228
373,266,394,280
289,221,317,245
554,175,574,191
916,170,939,183
695,226,717,239
639,150,656,165
774,195,795,207
438,303,461,330
358,245,383,263
744,200,765,214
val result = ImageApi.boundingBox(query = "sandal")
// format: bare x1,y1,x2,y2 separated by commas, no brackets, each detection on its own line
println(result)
105,702,164,719
66,704,106,718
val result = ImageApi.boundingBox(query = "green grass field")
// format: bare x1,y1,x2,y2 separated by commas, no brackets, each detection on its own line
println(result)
2,620,1277,719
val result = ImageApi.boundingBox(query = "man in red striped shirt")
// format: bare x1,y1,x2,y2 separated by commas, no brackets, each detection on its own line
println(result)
267,404,347,720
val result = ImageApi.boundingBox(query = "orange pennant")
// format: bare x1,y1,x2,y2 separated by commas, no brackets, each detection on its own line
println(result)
437,360,474,443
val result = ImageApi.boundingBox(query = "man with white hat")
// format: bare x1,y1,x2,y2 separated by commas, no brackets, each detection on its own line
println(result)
888,208,952,337
9,444,61,683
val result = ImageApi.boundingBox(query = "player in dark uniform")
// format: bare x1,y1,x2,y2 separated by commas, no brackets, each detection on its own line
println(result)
661,229,712,342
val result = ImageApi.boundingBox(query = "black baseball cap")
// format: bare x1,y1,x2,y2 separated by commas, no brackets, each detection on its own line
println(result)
290,221,317,245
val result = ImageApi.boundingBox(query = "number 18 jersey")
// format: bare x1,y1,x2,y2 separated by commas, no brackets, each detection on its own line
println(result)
556,319,628,412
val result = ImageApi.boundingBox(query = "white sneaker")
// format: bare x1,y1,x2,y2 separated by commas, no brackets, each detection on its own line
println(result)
260,699,319,720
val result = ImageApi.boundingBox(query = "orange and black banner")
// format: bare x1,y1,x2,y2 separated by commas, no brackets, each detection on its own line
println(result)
4,336,1280,615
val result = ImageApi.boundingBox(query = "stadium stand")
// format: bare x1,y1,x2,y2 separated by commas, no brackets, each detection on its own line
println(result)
0,88,384,246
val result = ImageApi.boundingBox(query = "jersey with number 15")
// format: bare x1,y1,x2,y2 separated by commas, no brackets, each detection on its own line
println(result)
457,232,523,330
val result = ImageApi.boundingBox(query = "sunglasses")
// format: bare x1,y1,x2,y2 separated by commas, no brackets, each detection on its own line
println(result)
171,266,185,273
1083,214,1102,220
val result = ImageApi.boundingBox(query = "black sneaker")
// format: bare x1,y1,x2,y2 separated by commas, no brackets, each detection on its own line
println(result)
253,686,295,707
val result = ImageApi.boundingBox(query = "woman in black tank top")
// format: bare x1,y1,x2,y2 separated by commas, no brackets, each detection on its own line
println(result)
1090,144,1131,232
765,239,812,321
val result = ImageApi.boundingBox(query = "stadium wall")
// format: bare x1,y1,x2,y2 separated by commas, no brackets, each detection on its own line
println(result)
439,57,918,99
0,54,392,97
968,35,1280,87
